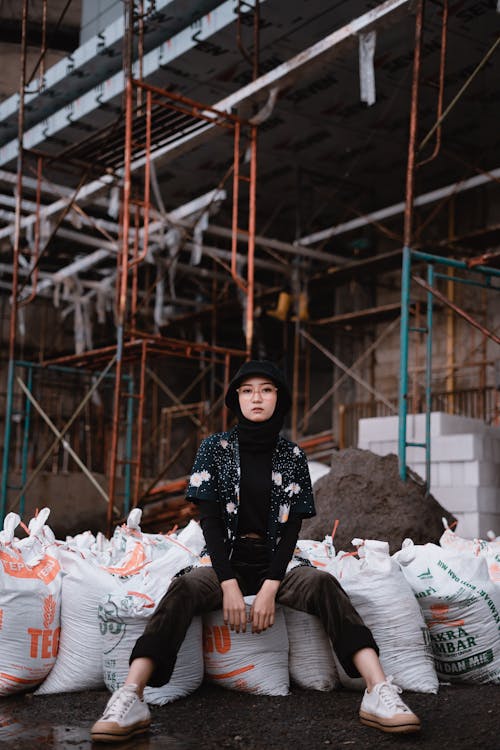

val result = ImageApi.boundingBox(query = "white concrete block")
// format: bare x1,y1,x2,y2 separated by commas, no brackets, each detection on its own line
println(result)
453,512,480,539
433,413,493,437
478,488,500,513
432,486,479,513
449,462,465,486
432,486,500,514
493,440,500,463
438,462,453,487
358,416,399,443
463,461,500,486
431,434,484,462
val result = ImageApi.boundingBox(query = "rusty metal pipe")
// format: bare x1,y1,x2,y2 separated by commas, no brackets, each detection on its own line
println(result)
404,0,424,248
9,0,29,365
416,0,447,168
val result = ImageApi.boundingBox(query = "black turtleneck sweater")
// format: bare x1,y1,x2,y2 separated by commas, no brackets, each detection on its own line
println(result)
197,439,302,583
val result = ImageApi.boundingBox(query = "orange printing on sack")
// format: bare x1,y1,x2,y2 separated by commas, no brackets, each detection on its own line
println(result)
203,625,231,654
0,550,60,584
0,672,46,685
27,626,61,659
205,664,255,680
126,591,155,608
102,543,146,576
488,562,500,582
43,595,57,628
0,609,3,630
428,604,465,629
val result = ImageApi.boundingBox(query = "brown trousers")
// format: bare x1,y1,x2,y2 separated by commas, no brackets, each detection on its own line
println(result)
130,565,378,687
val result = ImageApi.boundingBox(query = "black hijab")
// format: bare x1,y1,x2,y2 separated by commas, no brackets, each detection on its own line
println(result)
225,360,292,453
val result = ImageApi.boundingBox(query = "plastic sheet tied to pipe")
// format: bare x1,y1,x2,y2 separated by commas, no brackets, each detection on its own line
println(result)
359,30,376,107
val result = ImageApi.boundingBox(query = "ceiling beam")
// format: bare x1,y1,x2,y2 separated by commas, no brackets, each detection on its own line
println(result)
0,0,260,167
299,166,500,245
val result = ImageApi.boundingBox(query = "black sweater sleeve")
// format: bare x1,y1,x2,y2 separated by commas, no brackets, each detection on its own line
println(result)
267,515,302,581
195,499,234,583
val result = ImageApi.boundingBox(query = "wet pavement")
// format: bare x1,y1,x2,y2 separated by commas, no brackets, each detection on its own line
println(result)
3,682,499,749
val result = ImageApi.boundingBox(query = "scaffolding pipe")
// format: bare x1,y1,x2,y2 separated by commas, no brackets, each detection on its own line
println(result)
398,0,423,482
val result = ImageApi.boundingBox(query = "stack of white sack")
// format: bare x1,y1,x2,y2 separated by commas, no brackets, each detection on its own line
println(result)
203,597,289,696
395,539,500,684
440,520,500,583
36,514,204,695
294,536,438,693
0,509,63,695
100,519,205,704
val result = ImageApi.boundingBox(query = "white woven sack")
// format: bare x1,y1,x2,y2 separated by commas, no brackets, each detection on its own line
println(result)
35,547,126,693
0,512,63,695
395,540,500,684
282,608,339,691
440,526,500,584
101,591,203,705
203,597,289,696
336,539,438,694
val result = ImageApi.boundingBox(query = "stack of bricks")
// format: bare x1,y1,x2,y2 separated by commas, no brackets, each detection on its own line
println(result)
357,413,500,540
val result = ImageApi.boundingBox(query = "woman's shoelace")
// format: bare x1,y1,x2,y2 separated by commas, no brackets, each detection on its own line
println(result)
103,689,135,719
378,681,410,712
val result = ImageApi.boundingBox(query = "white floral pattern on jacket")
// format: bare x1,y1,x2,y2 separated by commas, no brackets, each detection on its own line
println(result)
186,426,315,553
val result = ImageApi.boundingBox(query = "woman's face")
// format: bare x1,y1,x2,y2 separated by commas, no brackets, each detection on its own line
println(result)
237,376,278,422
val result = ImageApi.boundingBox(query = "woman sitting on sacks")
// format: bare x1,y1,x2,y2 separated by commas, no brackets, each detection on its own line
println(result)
91,360,421,742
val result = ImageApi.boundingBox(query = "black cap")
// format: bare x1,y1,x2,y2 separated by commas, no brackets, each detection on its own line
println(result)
225,360,292,413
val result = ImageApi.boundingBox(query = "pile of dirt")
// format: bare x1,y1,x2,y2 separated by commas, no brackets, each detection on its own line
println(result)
301,448,456,553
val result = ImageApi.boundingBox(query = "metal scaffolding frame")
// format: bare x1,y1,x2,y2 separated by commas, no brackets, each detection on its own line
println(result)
1,0,500,532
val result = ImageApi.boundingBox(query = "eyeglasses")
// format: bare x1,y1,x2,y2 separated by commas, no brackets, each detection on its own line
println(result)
236,385,278,399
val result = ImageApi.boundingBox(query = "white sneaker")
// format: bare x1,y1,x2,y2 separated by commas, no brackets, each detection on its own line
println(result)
359,676,421,734
91,684,151,743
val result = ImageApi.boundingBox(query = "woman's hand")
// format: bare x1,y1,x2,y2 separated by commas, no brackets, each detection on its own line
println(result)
250,579,280,633
221,578,247,632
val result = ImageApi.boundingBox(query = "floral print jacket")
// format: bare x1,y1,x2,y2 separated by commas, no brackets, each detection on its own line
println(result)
186,426,316,555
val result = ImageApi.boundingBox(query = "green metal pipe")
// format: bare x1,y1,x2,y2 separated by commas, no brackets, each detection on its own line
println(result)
433,273,499,292
398,246,412,480
425,263,434,491
411,249,500,278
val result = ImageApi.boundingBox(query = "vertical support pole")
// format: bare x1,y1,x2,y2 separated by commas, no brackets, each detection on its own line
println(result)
338,403,346,450
398,246,411,481
231,121,241,281
108,1,134,534
425,262,434,491
222,354,230,431
20,364,33,517
291,321,300,441
2,1,28,523
399,0,423,482
446,198,455,408
123,373,134,516
246,125,257,356
0,360,15,521
132,340,147,506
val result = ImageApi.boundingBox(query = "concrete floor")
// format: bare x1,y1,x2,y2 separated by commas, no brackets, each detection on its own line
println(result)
2,682,498,749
